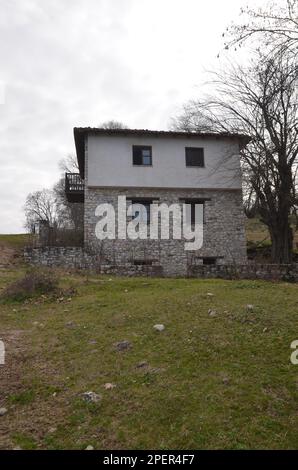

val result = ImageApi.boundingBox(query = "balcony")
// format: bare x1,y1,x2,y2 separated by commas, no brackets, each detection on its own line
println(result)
65,173,84,203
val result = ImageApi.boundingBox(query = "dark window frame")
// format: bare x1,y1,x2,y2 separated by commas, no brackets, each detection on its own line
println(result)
132,145,152,166
180,198,209,225
130,198,154,225
185,147,205,167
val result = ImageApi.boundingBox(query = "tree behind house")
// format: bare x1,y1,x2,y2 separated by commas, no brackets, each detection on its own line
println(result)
172,52,298,263
224,0,298,56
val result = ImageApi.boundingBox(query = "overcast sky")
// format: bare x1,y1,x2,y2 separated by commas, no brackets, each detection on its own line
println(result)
0,0,261,233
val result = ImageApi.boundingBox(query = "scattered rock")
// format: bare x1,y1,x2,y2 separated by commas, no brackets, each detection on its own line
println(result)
246,304,254,311
206,293,214,297
81,391,101,403
48,426,57,434
103,383,116,390
136,361,149,369
0,407,7,416
114,340,131,351
263,327,268,333
13,446,22,450
89,340,97,345
65,321,76,328
85,445,94,450
150,367,165,374
153,324,165,332
208,309,217,317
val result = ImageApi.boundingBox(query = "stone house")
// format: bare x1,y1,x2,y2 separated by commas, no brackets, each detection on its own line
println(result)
64,128,250,276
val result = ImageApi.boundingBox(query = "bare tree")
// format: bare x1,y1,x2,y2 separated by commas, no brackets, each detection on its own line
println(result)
58,153,79,173
53,177,84,231
24,189,57,232
99,120,128,129
25,153,84,234
224,0,298,55
55,154,83,231
172,52,298,263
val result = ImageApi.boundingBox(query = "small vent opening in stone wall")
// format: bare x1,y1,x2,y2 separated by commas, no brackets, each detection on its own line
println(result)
202,257,217,265
133,259,154,266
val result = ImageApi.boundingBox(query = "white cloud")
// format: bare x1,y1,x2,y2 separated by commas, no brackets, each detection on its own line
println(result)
0,0,259,233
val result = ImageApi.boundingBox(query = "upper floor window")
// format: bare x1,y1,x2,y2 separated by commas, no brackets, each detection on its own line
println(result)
185,147,204,167
133,145,152,166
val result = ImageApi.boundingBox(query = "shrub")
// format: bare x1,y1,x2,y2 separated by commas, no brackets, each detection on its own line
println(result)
1,267,59,301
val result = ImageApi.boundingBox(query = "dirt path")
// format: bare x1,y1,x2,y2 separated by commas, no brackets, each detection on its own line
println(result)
0,329,26,449
0,244,22,269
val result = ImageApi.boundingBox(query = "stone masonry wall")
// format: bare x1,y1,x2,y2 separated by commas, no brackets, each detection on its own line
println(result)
188,263,298,282
83,186,247,276
24,247,163,277
24,247,298,281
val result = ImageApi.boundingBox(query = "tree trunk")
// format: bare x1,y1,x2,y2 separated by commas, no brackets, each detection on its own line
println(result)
269,220,293,264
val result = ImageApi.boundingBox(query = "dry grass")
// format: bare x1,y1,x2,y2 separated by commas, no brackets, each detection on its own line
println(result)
0,268,297,450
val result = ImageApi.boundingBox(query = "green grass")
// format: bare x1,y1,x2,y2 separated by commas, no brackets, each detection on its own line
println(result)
0,268,297,450
245,217,298,249
0,234,30,249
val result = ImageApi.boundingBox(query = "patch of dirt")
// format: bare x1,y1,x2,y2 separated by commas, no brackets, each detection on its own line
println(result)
0,329,26,449
0,244,22,268
0,328,72,449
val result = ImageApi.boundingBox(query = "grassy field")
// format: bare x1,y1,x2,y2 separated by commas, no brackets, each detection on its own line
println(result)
245,218,298,250
0,268,298,450
0,234,31,249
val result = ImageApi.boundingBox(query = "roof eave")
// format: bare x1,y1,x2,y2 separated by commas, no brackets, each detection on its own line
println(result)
74,128,85,179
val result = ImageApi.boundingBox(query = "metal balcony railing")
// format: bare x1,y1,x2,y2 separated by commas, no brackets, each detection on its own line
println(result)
65,173,84,202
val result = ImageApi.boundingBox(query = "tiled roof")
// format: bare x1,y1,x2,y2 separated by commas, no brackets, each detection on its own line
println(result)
74,127,249,140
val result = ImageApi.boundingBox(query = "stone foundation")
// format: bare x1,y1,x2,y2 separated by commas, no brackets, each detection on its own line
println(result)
24,247,297,281
188,263,298,282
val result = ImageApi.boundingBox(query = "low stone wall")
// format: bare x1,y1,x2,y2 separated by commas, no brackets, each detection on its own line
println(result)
24,247,86,269
24,247,298,281
24,247,163,277
188,263,298,282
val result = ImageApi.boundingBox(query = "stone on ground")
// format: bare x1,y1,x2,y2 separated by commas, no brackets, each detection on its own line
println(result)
81,391,101,403
208,309,217,317
114,340,131,351
0,407,7,416
153,324,165,332
104,383,116,390
246,304,254,311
